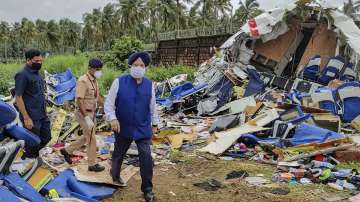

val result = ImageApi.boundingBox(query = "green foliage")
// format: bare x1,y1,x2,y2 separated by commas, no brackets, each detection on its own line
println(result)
104,36,144,71
42,54,88,76
145,65,197,82
0,55,197,96
98,67,123,94
0,63,19,95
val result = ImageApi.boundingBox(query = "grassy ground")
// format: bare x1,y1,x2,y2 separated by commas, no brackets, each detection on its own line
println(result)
107,151,353,202
0,54,196,96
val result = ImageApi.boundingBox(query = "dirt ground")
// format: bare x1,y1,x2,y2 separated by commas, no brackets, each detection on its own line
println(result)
104,151,353,202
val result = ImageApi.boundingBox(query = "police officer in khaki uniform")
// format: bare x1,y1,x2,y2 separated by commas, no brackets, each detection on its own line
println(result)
60,58,105,172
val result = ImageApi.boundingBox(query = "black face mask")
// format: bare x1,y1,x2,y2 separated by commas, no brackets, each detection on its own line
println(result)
31,62,42,71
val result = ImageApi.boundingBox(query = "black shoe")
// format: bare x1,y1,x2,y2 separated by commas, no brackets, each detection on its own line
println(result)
113,178,127,187
60,148,72,164
88,164,105,172
144,191,155,202
110,169,127,187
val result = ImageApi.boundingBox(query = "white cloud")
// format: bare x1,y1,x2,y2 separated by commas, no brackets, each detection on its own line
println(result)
0,0,116,23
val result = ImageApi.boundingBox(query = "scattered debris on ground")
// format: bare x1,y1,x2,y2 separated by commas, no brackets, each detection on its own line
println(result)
1,1,360,201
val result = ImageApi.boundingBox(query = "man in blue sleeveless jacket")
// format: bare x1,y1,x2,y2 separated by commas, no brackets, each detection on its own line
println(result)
104,52,159,202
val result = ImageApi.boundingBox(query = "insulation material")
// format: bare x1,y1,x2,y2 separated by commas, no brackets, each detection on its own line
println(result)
298,24,337,71
167,133,197,149
253,25,301,63
48,109,67,146
27,167,53,191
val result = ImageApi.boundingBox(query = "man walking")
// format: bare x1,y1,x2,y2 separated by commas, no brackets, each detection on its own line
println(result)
60,58,105,172
15,49,51,158
105,52,159,202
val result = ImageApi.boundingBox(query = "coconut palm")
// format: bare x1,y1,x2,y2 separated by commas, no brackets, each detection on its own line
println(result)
118,0,146,37
233,0,261,26
0,21,10,59
20,18,37,48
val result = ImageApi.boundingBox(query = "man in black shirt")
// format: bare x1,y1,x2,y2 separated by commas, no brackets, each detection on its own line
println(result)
15,49,51,158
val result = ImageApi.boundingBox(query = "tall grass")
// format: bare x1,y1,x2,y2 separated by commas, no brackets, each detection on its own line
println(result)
43,54,88,76
0,54,197,96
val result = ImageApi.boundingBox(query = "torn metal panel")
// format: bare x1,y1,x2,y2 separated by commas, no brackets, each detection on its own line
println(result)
220,6,296,49
199,109,279,155
242,9,290,38
197,98,218,116
261,21,289,43
209,115,240,134
198,124,267,155
331,10,360,69
253,24,303,75
210,96,256,116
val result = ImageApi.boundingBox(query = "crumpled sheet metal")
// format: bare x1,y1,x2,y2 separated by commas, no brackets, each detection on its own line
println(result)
199,109,279,155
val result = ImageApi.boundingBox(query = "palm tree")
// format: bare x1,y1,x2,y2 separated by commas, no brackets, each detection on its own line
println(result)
35,19,50,51
233,0,261,27
46,20,60,52
59,19,81,54
102,3,120,49
0,21,10,60
175,0,193,30
190,0,216,28
20,18,37,48
118,0,146,37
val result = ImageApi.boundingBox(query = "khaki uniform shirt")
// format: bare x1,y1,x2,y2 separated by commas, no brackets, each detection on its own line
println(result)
76,73,99,116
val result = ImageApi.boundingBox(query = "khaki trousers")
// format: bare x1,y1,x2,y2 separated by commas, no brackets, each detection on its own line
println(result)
65,111,97,166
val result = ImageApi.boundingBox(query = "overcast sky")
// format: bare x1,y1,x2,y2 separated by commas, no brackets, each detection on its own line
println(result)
0,0,347,23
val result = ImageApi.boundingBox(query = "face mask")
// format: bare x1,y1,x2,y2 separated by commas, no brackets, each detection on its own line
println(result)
130,66,145,79
94,70,102,79
31,62,42,71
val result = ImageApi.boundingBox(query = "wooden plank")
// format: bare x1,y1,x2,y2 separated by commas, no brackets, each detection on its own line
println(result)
298,23,337,71
72,162,139,186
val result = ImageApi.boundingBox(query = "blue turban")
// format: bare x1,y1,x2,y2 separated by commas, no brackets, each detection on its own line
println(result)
128,52,151,66
89,58,103,68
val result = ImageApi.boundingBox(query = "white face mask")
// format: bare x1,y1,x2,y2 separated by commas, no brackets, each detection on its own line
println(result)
130,66,145,79
94,70,102,79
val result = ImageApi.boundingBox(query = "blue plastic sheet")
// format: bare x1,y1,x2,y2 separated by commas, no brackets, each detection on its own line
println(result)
244,67,264,97
289,123,344,146
42,169,115,202
239,123,344,148
0,186,21,202
0,101,17,128
1,172,46,202
5,125,41,147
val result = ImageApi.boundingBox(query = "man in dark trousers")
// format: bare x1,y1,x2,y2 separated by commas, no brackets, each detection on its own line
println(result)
104,52,159,202
15,49,51,158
